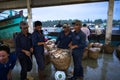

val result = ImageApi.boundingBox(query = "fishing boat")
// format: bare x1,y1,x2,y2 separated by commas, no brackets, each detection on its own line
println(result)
0,10,27,39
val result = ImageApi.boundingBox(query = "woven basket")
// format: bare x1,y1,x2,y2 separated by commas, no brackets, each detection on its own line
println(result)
50,49,71,71
104,44,114,54
88,48,100,59
97,43,104,53
88,42,94,48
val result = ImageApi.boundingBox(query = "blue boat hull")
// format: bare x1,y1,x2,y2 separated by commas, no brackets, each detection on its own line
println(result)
0,15,26,39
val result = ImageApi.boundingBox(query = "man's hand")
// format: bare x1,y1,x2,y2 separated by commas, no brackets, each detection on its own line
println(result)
38,42,45,45
70,45,78,49
25,51,31,57
30,48,33,53
22,50,31,57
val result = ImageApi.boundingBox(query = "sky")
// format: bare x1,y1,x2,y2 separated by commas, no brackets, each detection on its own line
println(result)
15,1,120,21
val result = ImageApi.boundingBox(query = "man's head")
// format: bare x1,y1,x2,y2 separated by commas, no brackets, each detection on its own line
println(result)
33,21,42,31
83,24,87,27
72,20,82,31
0,44,10,63
62,23,70,32
19,21,29,34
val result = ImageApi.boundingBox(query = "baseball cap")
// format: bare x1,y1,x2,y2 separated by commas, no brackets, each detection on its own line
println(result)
72,20,82,26
62,23,70,28
19,21,28,28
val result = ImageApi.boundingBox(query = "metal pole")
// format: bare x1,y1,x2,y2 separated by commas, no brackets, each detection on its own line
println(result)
105,0,114,44
27,0,33,33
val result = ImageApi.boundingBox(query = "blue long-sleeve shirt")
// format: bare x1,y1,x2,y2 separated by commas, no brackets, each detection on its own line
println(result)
15,32,33,54
55,31,72,49
0,53,16,80
72,30,86,51
32,30,45,54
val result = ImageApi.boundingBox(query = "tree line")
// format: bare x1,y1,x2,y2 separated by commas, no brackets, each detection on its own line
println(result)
41,19,120,27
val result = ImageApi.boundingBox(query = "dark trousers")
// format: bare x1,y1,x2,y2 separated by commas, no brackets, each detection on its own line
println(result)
34,52,45,80
72,50,84,78
18,53,32,80
34,52,45,70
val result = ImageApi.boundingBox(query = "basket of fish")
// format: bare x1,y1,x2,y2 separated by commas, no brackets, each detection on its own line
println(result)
88,47,101,59
50,48,71,71
88,42,103,53
103,44,114,54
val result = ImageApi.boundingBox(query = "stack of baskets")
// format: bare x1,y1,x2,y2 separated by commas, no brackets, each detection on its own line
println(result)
82,42,103,59
50,48,71,71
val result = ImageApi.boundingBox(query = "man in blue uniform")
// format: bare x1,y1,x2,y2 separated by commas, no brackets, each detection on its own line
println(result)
32,21,46,80
15,21,33,80
0,44,16,80
69,20,86,80
55,23,72,49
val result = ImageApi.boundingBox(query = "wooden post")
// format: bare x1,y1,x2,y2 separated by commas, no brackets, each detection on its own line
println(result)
26,0,34,79
105,0,114,44
27,0,33,33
